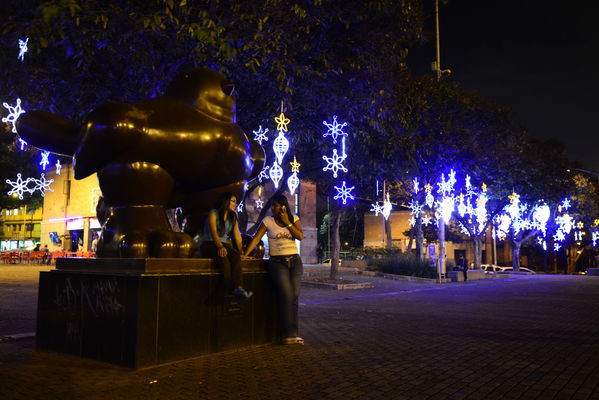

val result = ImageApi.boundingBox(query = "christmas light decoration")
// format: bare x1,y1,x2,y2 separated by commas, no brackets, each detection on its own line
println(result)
382,194,392,220
269,161,283,188
322,149,347,178
422,215,432,226
436,170,456,196
592,231,599,247
236,201,244,213
255,197,264,209
6,173,33,200
258,165,269,183
554,243,561,251
31,173,54,196
40,151,50,170
561,198,571,210
408,216,416,227
289,156,300,173
436,196,455,223
18,138,27,150
18,37,28,61
2,98,25,133
413,178,420,193
576,221,584,229
424,184,434,208
274,112,290,132
287,172,299,195
322,115,348,144
333,181,354,205
370,202,383,216
252,125,269,145
55,159,62,175
574,231,583,241
273,131,289,164
408,199,424,217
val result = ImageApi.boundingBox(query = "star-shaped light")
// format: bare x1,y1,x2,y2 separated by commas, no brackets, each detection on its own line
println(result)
18,37,28,61
554,243,561,251
508,192,520,204
39,151,50,170
255,197,264,209
577,221,584,229
274,112,290,132
322,149,348,178
333,181,355,205
481,182,487,192
252,125,269,145
322,115,348,144
2,98,26,133
290,156,301,173
6,173,33,200
594,219,599,227
55,159,62,175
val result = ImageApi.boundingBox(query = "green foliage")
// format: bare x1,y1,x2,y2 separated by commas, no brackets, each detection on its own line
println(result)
365,249,438,279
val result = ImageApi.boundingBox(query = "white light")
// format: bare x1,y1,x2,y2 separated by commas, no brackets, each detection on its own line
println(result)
236,201,244,213
422,215,432,226
40,151,50,170
31,173,54,196
2,98,26,133
269,161,283,188
322,149,348,178
273,131,289,164
382,196,392,220
253,125,269,145
322,115,348,144
18,37,28,61
333,181,354,205
370,202,383,216
413,177,420,193
18,138,27,150
258,165,269,182
561,198,571,210
6,173,33,200
55,160,62,175
255,197,264,209
287,172,299,195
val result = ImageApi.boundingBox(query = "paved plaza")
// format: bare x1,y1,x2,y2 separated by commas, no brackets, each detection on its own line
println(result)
1,265,598,400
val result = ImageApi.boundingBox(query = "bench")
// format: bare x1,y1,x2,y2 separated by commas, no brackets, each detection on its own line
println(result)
447,269,486,282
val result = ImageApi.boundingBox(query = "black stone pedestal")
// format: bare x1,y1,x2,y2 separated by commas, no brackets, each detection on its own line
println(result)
36,258,277,368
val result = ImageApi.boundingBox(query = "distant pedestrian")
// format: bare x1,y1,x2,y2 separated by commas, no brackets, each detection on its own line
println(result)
457,255,468,281
42,245,51,265
316,245,324,264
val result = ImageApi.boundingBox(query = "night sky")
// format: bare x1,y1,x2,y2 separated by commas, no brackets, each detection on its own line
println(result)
409,1,599,172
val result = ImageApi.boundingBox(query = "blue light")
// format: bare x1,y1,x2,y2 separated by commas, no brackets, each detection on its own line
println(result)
334,181,354,205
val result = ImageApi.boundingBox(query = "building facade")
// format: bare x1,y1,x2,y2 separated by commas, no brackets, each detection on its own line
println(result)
0,205,43,250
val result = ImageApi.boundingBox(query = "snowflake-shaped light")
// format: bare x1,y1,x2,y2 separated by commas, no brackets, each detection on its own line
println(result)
437,170,456,196
40,151,50,170
252,125,269,145
258,165,270,183
18,37,28,61
290,156,301,173
236,201,244,213
273,130,289,164
412,177,420,193
55,159,62,175
333,181,355,205
370,202,383,216
6,173,33,200
2,98,26,133
322,149,348,178
408,216,416,227
422,215,432,226
274,112,290,132
322,115,348,144
408,199,424,217
269,161,283,188
553,230,566,242
287,172,299,195
255,197,264,209
31,173,54,196
18,138,27,150
537,237,545,246
561,198,571,210
554,243,561,251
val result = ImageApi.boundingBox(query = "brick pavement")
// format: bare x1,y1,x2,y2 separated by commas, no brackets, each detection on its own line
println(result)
0,265,598,400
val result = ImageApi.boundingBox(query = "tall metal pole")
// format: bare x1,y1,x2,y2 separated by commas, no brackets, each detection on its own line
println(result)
435,0,442,81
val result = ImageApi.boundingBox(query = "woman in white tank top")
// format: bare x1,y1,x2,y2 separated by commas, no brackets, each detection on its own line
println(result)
243,194,304,344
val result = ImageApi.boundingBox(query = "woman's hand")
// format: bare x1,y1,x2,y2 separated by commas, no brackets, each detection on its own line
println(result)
279,205,291,225
217,246,227,257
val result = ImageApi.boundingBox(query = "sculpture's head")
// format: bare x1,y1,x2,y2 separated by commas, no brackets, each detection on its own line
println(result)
165,67,236,123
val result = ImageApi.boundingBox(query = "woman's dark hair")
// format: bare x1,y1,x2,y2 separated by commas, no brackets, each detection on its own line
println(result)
272,194,294,223
214,192,237,235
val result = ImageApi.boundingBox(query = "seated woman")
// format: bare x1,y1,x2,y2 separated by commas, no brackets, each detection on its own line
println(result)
199,192,252,302
243,194,304,344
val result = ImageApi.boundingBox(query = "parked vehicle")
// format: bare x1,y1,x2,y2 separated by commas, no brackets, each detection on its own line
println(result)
499,267,536,274
481,264,503,273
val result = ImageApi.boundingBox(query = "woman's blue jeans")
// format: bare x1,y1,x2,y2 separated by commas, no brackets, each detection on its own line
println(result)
268,254,303,338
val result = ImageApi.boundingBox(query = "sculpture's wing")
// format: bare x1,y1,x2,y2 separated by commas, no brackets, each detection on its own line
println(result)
15,111,79,156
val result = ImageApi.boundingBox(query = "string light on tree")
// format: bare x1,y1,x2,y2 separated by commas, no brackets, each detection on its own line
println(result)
2,98,25,133
322,115,348,144
18,37,29,61
39,151,50,170
252,125,269,145
333,181,354,205
322,149,348,178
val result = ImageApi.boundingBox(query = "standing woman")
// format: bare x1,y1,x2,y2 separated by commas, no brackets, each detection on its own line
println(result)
200,192,252,302
244,194,304,344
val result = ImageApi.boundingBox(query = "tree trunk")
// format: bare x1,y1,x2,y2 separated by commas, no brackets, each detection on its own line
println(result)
472,236,482,269
438,218,445,278
511,241,521,270
329,206,342,280
384,216,393,248
415,216,424,260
